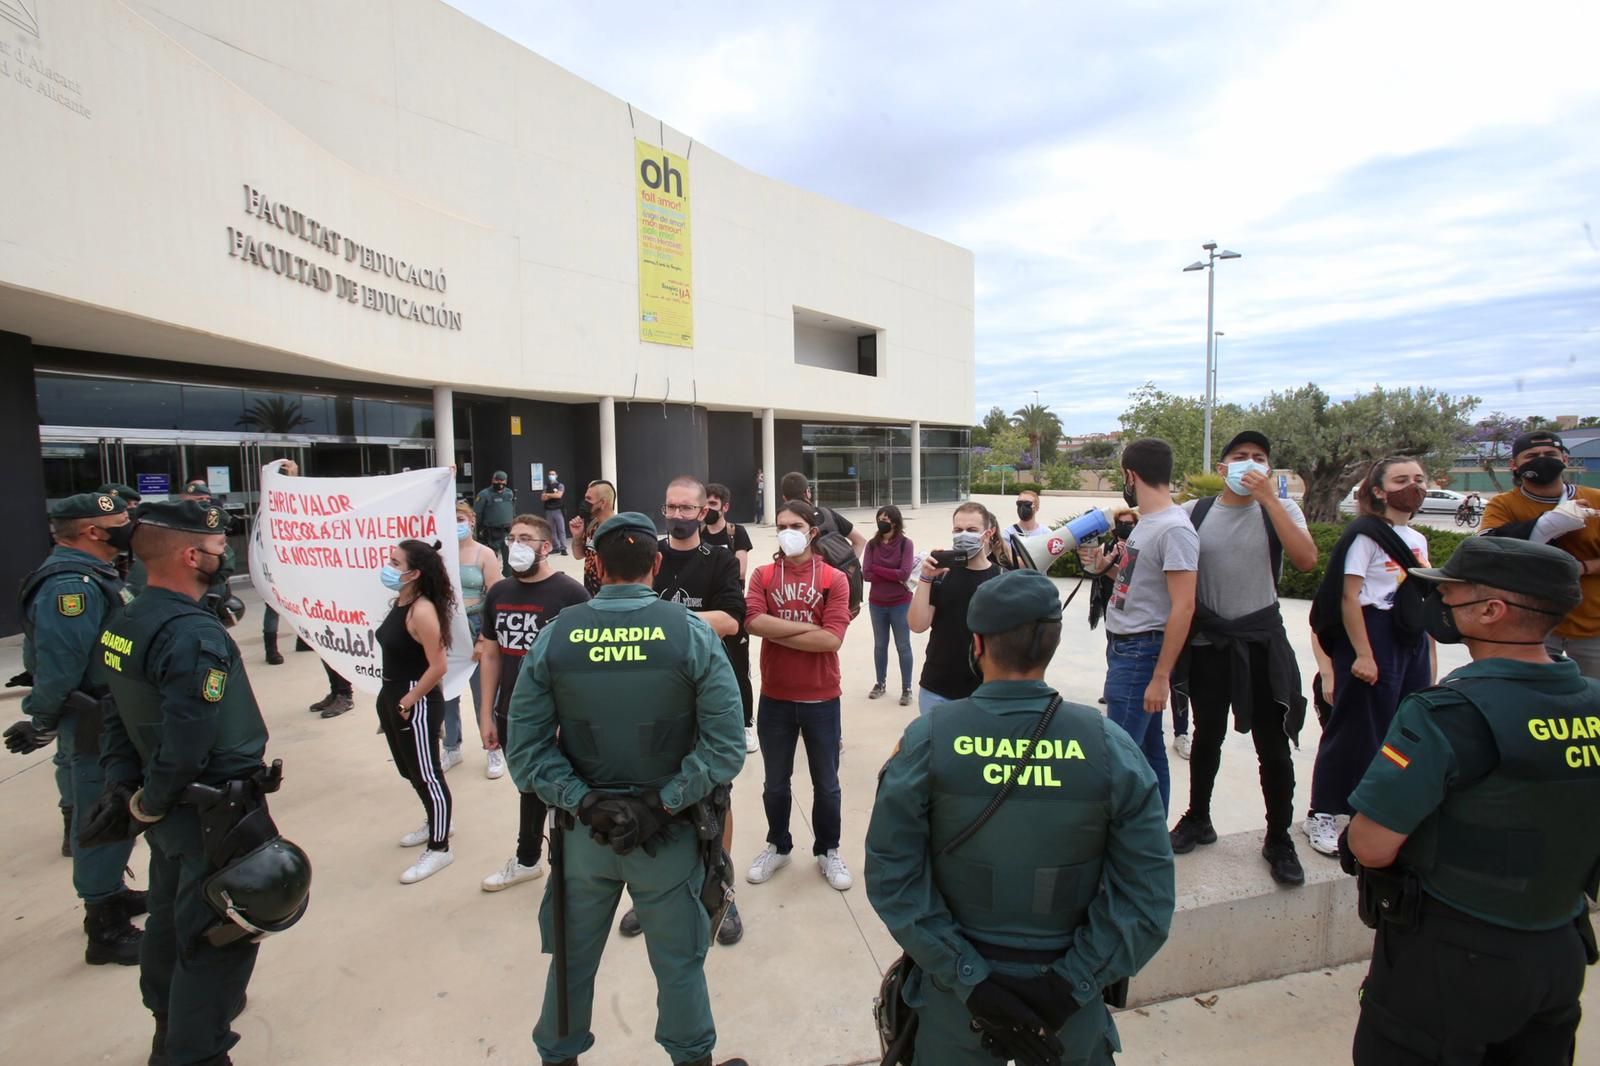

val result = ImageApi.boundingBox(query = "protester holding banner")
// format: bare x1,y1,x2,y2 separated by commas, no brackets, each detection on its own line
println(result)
376,539,459,884
437,503,502,773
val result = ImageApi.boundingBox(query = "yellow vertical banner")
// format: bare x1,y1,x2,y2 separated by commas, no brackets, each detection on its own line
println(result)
635,140,693,347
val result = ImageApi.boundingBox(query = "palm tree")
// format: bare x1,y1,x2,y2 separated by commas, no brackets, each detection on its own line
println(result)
1011,403,1063,470
238,397,312,434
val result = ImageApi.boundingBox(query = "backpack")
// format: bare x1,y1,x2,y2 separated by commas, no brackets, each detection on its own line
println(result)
1190,495,1284,586
814,507,864,619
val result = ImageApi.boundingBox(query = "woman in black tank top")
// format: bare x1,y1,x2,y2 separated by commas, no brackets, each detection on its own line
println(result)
375,539,458,885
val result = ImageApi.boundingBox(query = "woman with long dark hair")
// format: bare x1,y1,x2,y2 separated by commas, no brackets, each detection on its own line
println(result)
376,538,459,884
863,504,915,705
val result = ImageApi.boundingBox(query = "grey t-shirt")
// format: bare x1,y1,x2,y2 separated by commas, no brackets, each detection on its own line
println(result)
1105,505,1199,635
1183,496,1307,642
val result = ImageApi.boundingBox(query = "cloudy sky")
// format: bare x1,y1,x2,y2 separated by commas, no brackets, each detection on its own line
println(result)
452,0,1599,433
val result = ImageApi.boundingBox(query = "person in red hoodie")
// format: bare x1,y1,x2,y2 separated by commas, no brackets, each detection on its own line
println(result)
744,500,854,892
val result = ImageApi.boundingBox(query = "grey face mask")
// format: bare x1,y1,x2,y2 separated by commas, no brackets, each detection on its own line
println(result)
952,531,984,558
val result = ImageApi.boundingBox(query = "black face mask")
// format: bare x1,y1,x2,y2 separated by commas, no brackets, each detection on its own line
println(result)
198,548,234,587
576,497,593,520
105,521,136,552
1422,588,1556,646
1122,479,1139,508
877,520,893,536
1516,455,1566,485
1114,521,1135,540
667,517,700,541
1016,501,1035,520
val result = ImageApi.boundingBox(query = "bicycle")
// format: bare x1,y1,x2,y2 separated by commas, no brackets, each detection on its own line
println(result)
1455,494,1483,528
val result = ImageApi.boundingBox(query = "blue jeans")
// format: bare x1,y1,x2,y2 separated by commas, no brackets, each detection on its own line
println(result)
438,614,483,752
869,601,913,690
757,696,842,855
917,687,951,719
1103,632,1170,815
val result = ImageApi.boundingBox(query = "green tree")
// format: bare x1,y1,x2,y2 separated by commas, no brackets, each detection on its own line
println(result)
1042,459,1082,491
1078,439,1117,465
971,405,1010,448
1471,412,1524,491
1252,384,1479,522
238,397,312,434
1117,383,1246,481
1010,403,1063,469
984,424,1032,470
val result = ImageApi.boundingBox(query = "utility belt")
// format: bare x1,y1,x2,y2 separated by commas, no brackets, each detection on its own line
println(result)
1363,868,1600,966
181,761,284,871
969,936,1131,1009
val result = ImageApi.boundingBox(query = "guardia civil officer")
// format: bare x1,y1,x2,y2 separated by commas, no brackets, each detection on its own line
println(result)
475,469,517,568
83,499,304,1066
505,512,748,1066
1343,536,1600,1063
866,569,1176,1066
4,491,144,964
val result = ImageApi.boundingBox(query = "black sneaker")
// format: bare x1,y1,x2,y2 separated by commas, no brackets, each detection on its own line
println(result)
618,907,643,937
1169,812,1218,855
1262,833,1306,886
319,694,354,719
716,902,743,946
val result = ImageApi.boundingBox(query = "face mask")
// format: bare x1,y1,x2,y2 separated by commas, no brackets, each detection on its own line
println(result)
1422,589,1554,646
877,520,893,536
1516,455,1566,485
1016,501,1035,521
492,482,506,492
507,542,538,574
380,565,407,591
777,528,810,557
105,521,136,552
576,497,593,520
952,531,985,558
1114,521,1135,540
1225,459,1270,496
1382,484,1426,515
1122,479,1139,508
668,517,700,540
456,521,472,541
196,548,233,586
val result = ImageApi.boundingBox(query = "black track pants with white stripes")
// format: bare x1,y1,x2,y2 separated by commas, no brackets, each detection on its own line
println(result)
378,683,453,850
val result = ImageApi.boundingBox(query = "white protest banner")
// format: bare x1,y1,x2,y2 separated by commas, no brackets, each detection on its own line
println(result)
248,462,474,698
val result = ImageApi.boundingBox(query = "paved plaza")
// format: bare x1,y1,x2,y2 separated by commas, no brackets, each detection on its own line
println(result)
4,494,1596,1064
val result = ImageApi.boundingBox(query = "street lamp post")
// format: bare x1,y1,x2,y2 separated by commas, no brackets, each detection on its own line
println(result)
1182,243,1242,469
1212,331,1224,416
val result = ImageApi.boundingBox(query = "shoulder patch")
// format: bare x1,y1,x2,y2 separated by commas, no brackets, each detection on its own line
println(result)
57,592,85,617
201,668,227,703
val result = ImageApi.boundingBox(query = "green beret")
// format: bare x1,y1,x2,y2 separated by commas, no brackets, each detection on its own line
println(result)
967,569,1063,635
97,482,142,503
181,480,212,497
50,492,129,520
593,511,658,545
1410,537,1582,613
134,499,229,535
492,470,508,481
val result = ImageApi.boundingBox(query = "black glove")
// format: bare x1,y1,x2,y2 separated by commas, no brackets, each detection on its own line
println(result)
1338,826,1359,876
967,978,1065,1066
78,780,143,849
577,791,618,836
604,791,670,857
4,719,57,754
989,971,1080,1032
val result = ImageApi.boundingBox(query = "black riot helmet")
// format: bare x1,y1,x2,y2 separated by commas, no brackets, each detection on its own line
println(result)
201,837,312,946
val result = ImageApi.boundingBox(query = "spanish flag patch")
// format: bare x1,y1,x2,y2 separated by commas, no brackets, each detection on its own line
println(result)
1380,744,1410,770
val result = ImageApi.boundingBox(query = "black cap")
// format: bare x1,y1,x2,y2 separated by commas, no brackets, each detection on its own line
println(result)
50,492,129,520
1409,537,1582,613
967,570,1063,635
97,482,142,503
1219,430,1271,459
1511,430,1565,458
492,470,508,482
181,480,213,498
593,511,657,545
135,499,230,534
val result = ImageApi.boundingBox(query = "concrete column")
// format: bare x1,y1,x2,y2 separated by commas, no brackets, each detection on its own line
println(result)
910,419,923,509
761,407,776,525
432,386,454,469
599,395,618,488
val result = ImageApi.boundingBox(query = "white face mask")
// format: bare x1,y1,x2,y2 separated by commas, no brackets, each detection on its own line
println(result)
776,528,810,557
507,542,539,573
1225,459,1270,496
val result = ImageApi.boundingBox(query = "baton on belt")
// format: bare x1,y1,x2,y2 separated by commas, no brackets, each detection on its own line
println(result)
550,810,570,1037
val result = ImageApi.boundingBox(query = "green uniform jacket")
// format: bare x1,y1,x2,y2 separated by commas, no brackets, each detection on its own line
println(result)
866,680,1176,1003
505,583,745,813
22,546,127,728
474,487,517,530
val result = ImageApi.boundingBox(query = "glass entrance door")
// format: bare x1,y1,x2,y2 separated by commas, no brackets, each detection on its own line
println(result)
115,440,184,502
40,438,111,507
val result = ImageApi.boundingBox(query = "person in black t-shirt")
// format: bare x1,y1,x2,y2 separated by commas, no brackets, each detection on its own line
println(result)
779,471,867,557
476,513,589,892
908,501,1003,718
702,483,757,748
613,475,750,946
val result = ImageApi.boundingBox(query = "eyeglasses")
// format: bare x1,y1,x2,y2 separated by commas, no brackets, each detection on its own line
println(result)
662,504,702,518
505,535,549,546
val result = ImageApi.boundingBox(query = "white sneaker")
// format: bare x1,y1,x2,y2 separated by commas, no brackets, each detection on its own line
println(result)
398,823,456,848
400,848,454,884
746,844,791,884
819,849,853,891
1173,734,1193,760
441,747,463,773
481,856,545,892
745,726,759,754
1304,813,1341,856
485,749,506,779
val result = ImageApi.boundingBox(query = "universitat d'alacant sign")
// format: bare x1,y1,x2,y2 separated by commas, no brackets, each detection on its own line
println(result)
225,184,463,331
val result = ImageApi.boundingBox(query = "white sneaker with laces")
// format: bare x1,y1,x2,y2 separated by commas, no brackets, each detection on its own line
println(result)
819,849,853,891
1173,734,1193,760
485,749,506,779
441,747,463,773
400,848,454,884
398,823,455,848
746,844,791,884
482,856,545,892
745,727,759,754
1304,813,1341,856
